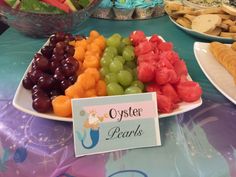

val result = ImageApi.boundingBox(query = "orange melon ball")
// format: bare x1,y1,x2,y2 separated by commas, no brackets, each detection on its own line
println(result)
94,35,106,50
84,88,97,97
96,80,107,96
76,73,96,90
74,46,85,61
75,39,87,49
84,68,100,81
83,56,100,69
89,30,100,40
65,84,85,98
52,95,72,117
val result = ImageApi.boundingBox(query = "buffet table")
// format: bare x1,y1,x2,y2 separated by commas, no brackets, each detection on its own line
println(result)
0,15,236,177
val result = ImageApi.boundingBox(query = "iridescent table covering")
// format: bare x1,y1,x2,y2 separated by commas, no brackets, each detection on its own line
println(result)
0,15,236,177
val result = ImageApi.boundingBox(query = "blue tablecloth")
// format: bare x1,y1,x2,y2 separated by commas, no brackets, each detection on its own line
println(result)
0,15,236,177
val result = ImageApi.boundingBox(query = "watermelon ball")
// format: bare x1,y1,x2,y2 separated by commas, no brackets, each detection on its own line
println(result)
137,62,155,83
156,94,177,113
129,30,147,46
176,81,202,102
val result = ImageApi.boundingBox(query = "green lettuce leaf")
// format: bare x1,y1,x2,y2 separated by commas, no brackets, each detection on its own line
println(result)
4,0,17,7
70,0,91,10
20,0,65,14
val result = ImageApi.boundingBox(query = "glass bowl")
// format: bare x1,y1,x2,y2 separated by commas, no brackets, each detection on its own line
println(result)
0,0,101,37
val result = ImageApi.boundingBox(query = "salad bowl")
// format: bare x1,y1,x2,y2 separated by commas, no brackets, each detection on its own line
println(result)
0,0,101,37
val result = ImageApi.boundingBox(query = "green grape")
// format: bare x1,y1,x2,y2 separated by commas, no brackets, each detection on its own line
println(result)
105,73,118,83
103,51,114,58
132,68,138,80
100,67,110,78
122,46,135,61
107,83,124,95
125,45,134,51
131,80,144,91
100,55,113,67
117,70,133,87
113,56,125,64
124,86,142,94
106,35,121,48
105,46,118,57
112,33,122,40
123,66,133,75
109,60,123,73
124,60,136,69
117,42,126,55
122,37,132,45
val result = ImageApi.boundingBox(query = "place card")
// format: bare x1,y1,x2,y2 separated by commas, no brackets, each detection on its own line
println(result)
72,92,161,157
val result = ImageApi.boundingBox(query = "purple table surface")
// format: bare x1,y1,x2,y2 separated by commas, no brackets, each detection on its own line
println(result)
0,16,236,177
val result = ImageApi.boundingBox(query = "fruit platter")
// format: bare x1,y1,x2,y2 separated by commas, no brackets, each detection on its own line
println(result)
13,30,203,122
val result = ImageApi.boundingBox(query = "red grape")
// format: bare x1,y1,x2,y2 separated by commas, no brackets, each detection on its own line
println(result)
31,62,39,70
55,41,66,50
68,74,77,84
64,33,74,41
51,54,64,62
62,63,77,77
65,45,75,57
49,89,62,100
60,79,72,91
32,89,48,100
34,55,49,71
28,69,44,84
49,34,59,45
34,53,43,59
55,32,65,42
41,45,53,59
37,74,55,90
50,60,60,73
22,75,34,89
31,84,42,94
62,57,79,69
53,47,64,56
32,96,52,113
53,68,66,81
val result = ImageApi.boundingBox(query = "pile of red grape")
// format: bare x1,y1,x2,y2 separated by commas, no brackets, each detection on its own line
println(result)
22,32,82,113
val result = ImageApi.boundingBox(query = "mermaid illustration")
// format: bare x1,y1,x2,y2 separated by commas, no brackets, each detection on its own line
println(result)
76,110,108,149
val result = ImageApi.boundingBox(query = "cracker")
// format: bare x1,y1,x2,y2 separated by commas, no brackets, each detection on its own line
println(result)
172,9,196,16
164,1,184,14
183,14,196,21
217,23,229,31
176,17,191,28
216,14,232,20
232,42,236,51
222,19,236,26
191,14,222,33
229,25,236,33
220,32,236,38
206,27,222,36
222,4,236,16
165,1,183,11
196,7,224,15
